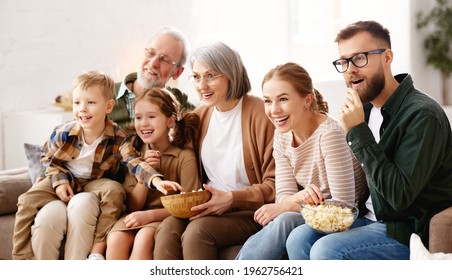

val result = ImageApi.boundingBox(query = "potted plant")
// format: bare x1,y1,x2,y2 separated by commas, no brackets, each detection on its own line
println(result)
416,0,452,105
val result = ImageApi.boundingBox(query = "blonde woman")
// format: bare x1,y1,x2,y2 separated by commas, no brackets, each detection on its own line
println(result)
237,62,367,259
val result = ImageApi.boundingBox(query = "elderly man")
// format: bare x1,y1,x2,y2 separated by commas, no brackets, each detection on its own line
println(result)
111,26,195,128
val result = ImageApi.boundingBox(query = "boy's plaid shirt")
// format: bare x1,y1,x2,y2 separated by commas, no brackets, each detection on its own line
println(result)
42,118,161,193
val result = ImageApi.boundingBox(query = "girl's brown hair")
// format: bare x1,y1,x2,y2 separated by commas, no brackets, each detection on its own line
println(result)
262,62,328,113
129,88,199,150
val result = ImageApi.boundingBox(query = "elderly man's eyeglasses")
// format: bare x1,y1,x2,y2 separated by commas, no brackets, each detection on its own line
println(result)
189,73,223,85
144,48,178,66
332,49,386,73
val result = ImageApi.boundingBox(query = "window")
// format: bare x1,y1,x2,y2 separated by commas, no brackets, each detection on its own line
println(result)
171,0,410,103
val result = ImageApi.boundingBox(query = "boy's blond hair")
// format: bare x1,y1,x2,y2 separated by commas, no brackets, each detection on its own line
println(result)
72,70,115,100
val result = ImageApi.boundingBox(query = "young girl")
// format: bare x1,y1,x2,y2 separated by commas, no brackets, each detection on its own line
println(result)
105,88,201,260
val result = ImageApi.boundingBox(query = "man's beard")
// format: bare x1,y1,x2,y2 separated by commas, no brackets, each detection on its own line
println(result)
137,70,165,89
355,70,385,105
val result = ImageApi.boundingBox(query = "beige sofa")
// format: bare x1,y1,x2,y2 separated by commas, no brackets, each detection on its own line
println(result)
0,167,241,260
1,167,451,259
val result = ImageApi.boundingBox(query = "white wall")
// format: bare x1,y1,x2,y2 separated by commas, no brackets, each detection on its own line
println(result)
0,0,288,169
0,0,446,170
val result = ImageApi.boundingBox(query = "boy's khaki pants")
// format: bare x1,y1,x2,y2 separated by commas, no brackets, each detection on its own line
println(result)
31,192,98,259
12,177,125,260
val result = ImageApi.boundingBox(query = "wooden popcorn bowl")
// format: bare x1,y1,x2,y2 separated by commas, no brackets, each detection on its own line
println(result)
160,190,211,219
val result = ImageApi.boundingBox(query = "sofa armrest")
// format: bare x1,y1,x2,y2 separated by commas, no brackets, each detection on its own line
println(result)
429,207,452,253
0,167,29,176
0,168,32,215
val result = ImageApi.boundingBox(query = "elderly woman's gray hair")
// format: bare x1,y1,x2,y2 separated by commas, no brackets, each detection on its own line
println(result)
189,42,251,100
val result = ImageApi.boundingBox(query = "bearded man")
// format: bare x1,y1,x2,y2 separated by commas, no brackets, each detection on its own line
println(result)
285,20,452,260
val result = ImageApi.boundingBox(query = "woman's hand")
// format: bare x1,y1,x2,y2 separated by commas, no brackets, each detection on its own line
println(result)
291,184,324,205
143,150,160,170
254,203,286,226
189,184,233,220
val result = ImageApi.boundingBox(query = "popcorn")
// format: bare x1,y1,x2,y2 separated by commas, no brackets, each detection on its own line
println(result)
301,202,356,233
180,188,203,194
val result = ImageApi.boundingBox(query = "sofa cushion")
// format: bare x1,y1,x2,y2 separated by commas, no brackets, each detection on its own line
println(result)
0,214,16,260
0,171,32,215
24,143,44,183
410,233,452,259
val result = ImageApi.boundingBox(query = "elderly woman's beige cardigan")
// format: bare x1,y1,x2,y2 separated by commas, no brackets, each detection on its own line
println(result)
194,95,276,210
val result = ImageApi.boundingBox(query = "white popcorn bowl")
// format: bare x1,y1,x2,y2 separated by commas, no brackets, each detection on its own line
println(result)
300,199,359,234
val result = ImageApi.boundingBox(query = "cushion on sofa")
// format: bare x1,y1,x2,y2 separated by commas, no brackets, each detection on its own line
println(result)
0,171,32,215
410,233,452,259
24,143,44,183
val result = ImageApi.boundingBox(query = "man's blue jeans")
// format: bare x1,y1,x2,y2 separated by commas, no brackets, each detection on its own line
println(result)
286,217,410,260
236,212,304,260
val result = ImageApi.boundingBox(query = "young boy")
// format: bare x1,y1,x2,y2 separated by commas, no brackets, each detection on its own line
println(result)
12,71,181,260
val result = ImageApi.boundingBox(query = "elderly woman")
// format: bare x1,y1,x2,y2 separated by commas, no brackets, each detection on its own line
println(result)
153,42,275,260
